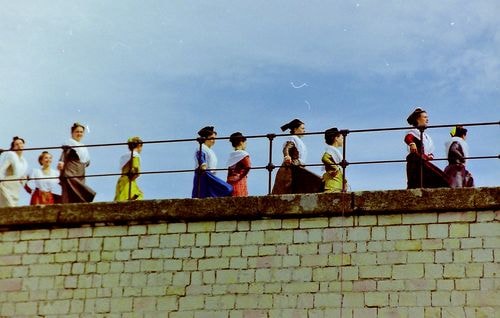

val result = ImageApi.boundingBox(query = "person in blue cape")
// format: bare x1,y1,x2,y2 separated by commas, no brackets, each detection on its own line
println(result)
192,126,233,198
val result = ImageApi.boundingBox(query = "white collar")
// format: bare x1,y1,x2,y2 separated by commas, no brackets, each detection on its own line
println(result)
119,150,140,170
407,128,434,155
325,145,343,162
445,136,469,162
195,144,218,172
64,138,90,163
284,135,307,164
227,149,249,167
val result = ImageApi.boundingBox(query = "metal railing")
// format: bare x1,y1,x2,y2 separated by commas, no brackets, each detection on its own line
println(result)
0,121,498,202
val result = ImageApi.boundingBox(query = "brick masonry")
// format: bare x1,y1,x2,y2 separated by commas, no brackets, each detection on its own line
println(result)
0,188,499,317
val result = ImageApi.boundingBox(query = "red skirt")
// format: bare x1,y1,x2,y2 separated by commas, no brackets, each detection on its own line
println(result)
30,188,57,205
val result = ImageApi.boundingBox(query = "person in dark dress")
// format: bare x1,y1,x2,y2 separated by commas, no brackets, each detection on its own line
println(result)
272,118,323,194
58,123,96,203
404,108,449,189
444,126,474,188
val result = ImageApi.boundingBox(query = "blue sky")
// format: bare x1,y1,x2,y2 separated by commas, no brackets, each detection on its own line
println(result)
1,1,499,204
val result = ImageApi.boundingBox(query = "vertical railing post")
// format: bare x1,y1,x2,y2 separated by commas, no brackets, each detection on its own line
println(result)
127,147,134,200
265,133,276,195
418,126,425,188
340,129,350,192
196,137,204,198
196,138,204,198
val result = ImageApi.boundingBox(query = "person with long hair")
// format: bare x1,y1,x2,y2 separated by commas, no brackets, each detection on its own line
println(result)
192,126,233,198
114,136,144,201
444,126,474,188
404,108,449,188
0,136,29,207
226,132,251,196
58,123,96,203
272,118,323,194
25,151,61,205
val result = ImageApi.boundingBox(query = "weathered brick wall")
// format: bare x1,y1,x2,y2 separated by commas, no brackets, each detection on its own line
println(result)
0,189,499,317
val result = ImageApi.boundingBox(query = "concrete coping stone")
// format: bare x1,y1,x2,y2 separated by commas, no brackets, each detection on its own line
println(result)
0,187,498,230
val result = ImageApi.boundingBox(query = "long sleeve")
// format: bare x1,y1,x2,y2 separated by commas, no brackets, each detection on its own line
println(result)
195,150,206,167
404,134,418,146
282,141,294,157
448,142,465,164
282,142,302,165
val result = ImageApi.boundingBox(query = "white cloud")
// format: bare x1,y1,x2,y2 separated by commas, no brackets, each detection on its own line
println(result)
0,1,498,203
2,1,499,98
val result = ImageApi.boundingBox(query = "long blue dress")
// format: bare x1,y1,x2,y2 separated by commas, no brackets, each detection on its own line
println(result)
192,148,233,198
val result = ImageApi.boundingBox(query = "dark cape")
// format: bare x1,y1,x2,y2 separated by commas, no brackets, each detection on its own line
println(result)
406,152,449,189
272,165,323,194
272,139,323,194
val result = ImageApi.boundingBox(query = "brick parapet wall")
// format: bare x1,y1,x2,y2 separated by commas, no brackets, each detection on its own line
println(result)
0,188,499,317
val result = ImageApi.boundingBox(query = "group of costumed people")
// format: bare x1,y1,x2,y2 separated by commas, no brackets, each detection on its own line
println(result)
0,123,145,208
191,120,347,198
0,123,97,207
0,108,475,206
270,119,345,195
192,126,251,198
193,109,475,198
404,107,474,189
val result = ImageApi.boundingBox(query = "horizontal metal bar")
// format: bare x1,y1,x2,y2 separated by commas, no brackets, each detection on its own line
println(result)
8,120,498,153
